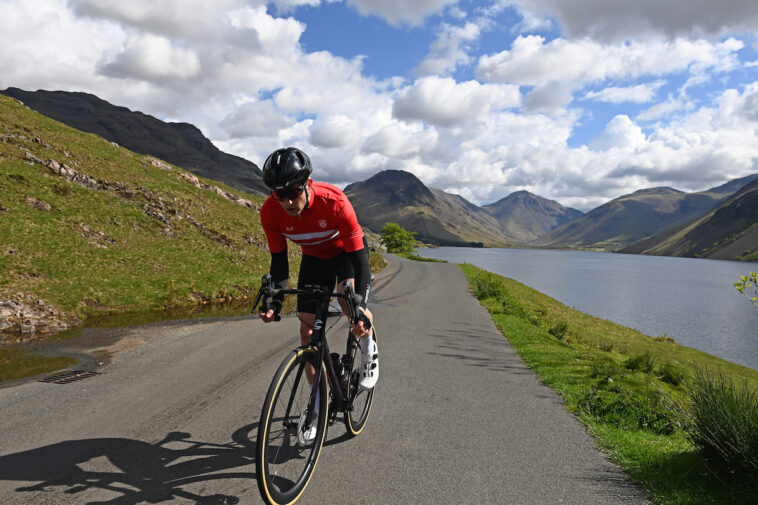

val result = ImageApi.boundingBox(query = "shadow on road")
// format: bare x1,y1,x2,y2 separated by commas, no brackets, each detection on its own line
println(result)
0,425,258,504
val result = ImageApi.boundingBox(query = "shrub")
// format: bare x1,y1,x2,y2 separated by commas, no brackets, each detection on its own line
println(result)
471,271,505,299
679,371,758,483
380,222,417,254
578,385,676,435
625,351,655,374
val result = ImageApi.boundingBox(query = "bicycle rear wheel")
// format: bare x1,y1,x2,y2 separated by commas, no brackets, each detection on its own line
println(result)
344,327,377,436
256,347,328,505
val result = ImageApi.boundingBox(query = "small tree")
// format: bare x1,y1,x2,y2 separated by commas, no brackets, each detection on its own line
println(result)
735,272,758,309
380,222,417,254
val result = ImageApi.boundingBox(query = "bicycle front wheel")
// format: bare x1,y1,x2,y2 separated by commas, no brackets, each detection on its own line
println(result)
256,347,328,505
344,327,377,436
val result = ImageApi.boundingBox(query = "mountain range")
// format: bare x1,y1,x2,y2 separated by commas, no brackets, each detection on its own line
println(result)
621,177,758,261
4,87,757,261
0,87,268,196
532,176,758,251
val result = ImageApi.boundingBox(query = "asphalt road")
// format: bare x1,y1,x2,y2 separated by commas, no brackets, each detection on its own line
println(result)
0,255,650,505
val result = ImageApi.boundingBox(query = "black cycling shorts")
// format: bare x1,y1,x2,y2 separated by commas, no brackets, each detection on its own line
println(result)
296,247,367,314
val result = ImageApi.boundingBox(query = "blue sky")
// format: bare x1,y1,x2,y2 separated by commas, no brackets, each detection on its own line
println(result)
2,0,758,211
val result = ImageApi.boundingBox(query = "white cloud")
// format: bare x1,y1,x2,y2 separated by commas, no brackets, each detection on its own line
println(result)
220,100,294,138
309,114,363,148
99,34,201,84
478,35,742,86
362,122,439,159
512,0,758,41
3,0,758,212
415,22,481,76
346,0,458,26
478,35,743,114
70,0,259,39
393,76,521,126
589,115,646,151
637,96,693,121
584,82,664,104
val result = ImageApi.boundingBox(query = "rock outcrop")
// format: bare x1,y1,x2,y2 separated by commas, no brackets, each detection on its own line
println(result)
0,295,82,343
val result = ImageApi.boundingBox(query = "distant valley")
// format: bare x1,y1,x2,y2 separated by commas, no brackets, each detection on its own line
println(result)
4,87,758,262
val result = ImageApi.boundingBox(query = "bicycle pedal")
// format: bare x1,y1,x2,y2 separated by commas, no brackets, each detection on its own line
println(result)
328,405,338,425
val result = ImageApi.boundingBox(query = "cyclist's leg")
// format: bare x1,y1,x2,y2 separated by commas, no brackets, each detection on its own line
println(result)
334,243,378,389
296,254,337,384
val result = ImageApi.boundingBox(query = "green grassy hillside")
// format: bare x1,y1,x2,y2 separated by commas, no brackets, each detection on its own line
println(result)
0,94,279,342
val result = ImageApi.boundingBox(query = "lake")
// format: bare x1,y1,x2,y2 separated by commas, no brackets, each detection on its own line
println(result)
417,247,758,371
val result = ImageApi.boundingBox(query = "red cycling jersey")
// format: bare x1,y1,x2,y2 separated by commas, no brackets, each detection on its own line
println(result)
260,181,365,259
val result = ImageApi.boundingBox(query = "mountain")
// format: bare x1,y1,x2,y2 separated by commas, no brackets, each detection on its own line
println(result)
0,93,273,341
482,190,583,244
0,87,267,195
621,177,758,260
344,170,511,247
532,177,758,251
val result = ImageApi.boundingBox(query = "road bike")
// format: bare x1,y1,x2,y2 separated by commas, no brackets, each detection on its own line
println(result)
252,274,377,505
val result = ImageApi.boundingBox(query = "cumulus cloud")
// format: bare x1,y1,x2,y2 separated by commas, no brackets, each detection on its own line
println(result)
3,0,758,211
309,115,363,148
589,115,647,151
347,0,458,26
478,35,743,113
99,34,201,84
415,22,481,76
362,122,439,159
478,35,742,86
584,82,664,104
393,76,521,126
637,96,693,121
512,0,758,41
220,100,294,138
70,0,256,39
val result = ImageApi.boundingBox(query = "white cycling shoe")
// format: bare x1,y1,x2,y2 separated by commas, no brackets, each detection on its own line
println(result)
297,410,317,447
359,351,379,390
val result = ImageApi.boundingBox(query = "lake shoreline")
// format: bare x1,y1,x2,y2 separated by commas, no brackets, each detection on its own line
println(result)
418,246,758,371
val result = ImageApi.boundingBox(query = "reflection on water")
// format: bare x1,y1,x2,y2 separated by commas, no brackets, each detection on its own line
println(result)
418,247,758,371
53,300,254,342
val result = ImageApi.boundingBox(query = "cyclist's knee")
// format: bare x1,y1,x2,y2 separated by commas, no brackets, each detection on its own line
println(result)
299,316,315,344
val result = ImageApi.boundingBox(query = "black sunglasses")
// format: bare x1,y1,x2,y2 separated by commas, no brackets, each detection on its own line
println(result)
271,184,305,201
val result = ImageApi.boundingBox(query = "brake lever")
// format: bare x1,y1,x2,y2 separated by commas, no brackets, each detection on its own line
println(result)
252,274,273,315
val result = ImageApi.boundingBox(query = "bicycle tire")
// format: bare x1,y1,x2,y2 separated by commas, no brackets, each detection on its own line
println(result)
256,347,328,505
344,327,377,436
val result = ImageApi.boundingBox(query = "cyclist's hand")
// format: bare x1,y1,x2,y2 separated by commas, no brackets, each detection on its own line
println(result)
259,309,277,323
352,307,373,338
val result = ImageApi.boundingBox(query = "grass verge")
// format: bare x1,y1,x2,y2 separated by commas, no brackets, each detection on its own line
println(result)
460,263,758,505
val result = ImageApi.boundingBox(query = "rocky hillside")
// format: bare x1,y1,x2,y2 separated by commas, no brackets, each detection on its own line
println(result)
532,177,758,251
621,178,758,261
482,191,582,244
0,94,274,342
0,87,268,196
344,170,511,247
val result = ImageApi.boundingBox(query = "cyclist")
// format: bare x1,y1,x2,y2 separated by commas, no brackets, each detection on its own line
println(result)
257,147,378,442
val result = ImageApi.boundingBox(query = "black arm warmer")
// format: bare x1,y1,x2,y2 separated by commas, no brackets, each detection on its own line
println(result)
347,247,371,308
269,251,289,313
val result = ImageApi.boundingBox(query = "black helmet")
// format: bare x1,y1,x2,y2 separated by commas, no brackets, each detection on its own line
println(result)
262,147,312,191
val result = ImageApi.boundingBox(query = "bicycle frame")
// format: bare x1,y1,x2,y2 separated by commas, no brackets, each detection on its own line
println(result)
274,285,360,429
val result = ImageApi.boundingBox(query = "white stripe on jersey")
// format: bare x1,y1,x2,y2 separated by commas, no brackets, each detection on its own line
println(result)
304,230,341,245
284,229,340,243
